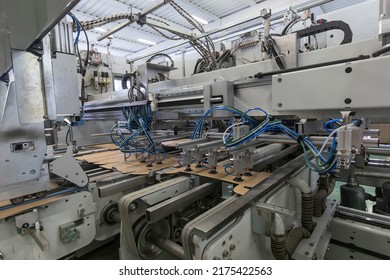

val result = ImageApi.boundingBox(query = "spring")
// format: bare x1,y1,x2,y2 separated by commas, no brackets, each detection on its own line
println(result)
301,193,314,232
271,235,288,260
318,174,330,189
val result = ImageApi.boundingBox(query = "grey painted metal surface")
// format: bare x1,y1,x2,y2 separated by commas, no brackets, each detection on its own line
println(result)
272,55,390,112
51,53,80,116
50,146,88,187
0,80,46,191
0,191,96,260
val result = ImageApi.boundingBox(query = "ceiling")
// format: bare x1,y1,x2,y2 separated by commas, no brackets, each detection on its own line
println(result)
71,0,370,61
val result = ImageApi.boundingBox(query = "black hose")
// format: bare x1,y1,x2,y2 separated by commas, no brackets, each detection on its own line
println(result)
295,21,353,45
313,175,336,217
254,55,370,79
285,227,311,258
281,18,299,36
146,53,174,67
267,37,285,70
121,73,132,90
313,189,328,217
366,193,376,202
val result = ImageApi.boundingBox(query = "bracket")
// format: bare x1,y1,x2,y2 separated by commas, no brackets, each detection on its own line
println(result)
50,146,88,187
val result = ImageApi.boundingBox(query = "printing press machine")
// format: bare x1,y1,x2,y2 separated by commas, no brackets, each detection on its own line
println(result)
1,0,390,260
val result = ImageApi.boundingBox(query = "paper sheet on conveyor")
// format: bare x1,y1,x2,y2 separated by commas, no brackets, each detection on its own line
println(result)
76,149,271,196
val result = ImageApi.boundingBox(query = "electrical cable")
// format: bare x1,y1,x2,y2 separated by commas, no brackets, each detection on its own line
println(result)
146,53,175,67
192,106,349,174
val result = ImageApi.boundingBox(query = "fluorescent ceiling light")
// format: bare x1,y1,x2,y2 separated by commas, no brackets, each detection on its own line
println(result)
191,14,208,25
94,27,107,33
137,38,156,45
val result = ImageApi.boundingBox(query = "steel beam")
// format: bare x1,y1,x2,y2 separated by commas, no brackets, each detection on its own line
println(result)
146,182,215,223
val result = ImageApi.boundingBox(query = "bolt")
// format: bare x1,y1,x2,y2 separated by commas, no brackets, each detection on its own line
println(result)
229,244,235,250
222,250,229,257
305,251,310,256
309,242,315,247
129,203,137,211
213,256,220,260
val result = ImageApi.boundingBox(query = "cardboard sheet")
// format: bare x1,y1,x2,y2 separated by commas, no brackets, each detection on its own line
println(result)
76,150,270,195
76,150,182,175
180,166,271,195
0,196,65,220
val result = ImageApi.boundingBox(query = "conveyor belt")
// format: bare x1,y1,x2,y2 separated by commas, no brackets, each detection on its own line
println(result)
0,186,84,219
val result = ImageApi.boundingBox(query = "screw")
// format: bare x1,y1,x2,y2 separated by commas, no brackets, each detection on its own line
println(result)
230,244,235,250
129,203,137,211
213,256,220,260
222,250,229,257
305,251,310,256
309,242,314,247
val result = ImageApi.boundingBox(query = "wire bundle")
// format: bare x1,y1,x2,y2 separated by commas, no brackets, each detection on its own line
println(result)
191,105,258,140
169,1,217,72
68,12,90,76
274,124,338,174
222,107,270,148
192,106,357,174
110,94,164,164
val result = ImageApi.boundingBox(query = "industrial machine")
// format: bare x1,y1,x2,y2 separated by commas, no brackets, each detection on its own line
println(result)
1,0,390,261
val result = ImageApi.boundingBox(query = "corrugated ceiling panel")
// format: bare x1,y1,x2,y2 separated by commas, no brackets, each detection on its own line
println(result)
320,0,368,13
119,0,157,11
186,0,250,18
71,0,373,58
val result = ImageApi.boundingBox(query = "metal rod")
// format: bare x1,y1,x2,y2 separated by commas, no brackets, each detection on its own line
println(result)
256,134,378,147
364,129,380,136
366,147,390,156
146,182,214,223
146,231,185,259
176,138,208,149
195,140,224,150
85,168,105,174
349,170,390,183
252,143,286,162
98,175,150,198
253,145,300,170
87,169,113,177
